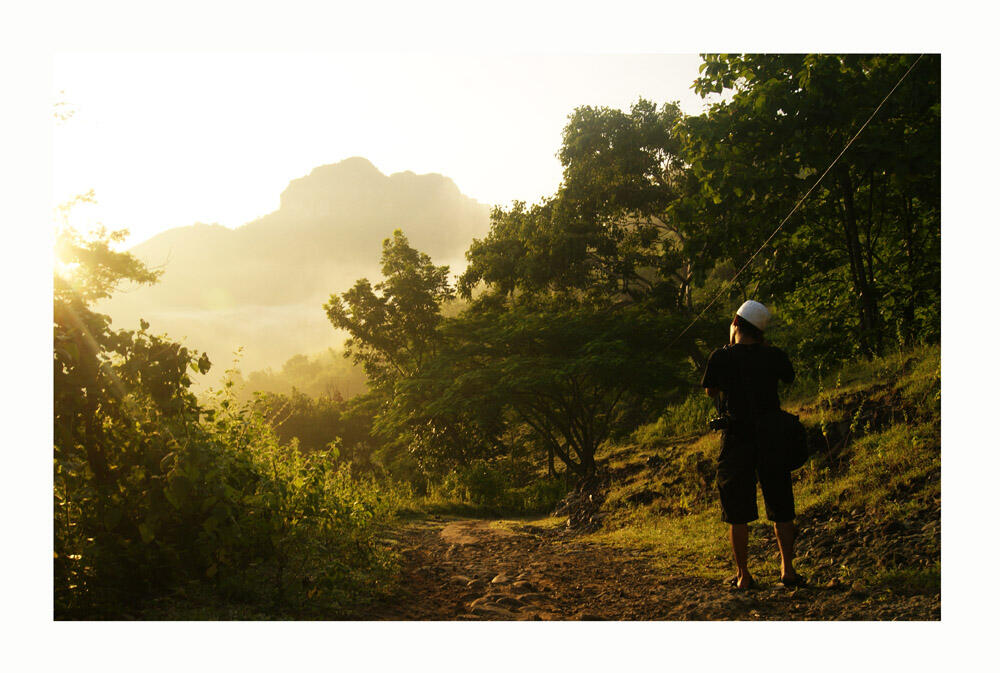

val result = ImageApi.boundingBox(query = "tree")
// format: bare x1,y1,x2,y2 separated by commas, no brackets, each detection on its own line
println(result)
406,302,688,478
55,224,398,616
54,226,206,489
325,230,453,390
680,54,940,360
54,225,214,608
324,230,488,479
460,100,696,309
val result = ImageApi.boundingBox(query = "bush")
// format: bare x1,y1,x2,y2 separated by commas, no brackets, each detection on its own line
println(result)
504,477,569,515
440,460,508,507
53,229,400,618
54,378,401,618
430,459,568,516
633,394,715,444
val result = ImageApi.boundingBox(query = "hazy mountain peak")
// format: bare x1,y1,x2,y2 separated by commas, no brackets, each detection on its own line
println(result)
106,158,491,375
306,156,383,180
279,157,465,214
279,157,386,212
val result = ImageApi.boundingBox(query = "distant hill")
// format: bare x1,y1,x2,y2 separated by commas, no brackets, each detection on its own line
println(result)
100,157,491,376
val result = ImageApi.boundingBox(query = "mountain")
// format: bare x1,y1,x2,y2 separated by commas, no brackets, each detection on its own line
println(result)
100,157,491,376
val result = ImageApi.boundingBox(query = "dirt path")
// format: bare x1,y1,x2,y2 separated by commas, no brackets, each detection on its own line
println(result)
359,517,938,620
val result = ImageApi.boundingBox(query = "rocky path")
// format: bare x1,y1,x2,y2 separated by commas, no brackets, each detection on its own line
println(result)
359,517,939,621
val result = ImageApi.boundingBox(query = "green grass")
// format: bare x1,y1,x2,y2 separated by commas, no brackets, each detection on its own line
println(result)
398,474,570,519
587,507,731,577
794,421,940,517
782,342,940,408
632,394,716,444
490,515,567,533
586,344,941,587
873,564,941,596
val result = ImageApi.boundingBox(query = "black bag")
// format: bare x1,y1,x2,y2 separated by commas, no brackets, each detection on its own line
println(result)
775,409,810,471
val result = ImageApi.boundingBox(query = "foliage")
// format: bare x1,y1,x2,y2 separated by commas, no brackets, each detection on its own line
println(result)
395,302,689,477
325,229,454,390
255,389,345,455
680,54,940,364
325,230,508,481
460,100,693,308
428,460,568,516
632,393,717,443
54,226,398,618
236,350,368,402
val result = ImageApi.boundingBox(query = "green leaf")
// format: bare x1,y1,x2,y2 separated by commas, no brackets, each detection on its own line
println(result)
104,507,122,530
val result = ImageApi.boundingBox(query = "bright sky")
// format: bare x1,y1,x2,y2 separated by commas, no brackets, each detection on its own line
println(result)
53,53,720,246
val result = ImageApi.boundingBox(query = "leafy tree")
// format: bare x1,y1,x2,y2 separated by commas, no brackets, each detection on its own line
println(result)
460,100,695,309
55,225,397,617
325,230,454,389
256,389,344,454
381,339,510,475
323,230,488,482
680,54,940,360
55,225,212,608
403,302,688,477
238,350,368,402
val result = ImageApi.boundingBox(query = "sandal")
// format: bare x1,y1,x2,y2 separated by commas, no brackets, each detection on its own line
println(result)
779,573,808,588
727,574,757,591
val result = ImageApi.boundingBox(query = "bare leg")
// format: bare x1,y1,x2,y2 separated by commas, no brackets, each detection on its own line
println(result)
774,521,798,582
729,523,752,588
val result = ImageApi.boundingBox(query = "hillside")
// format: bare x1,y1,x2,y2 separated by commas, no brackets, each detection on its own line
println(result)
577,343,941,618
99,157,491,374
358,344,941,621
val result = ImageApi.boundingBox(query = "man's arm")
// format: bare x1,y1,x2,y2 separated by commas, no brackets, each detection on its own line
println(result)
701,348,725,404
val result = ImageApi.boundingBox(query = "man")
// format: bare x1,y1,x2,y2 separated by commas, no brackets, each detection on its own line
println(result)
701,300,804,590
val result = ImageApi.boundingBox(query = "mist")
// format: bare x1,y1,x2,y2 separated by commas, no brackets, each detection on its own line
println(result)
99,157,489,380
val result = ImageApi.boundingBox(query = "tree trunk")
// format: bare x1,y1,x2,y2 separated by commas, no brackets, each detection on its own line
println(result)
900,194,917,343
580,444,597,477
838,168,882,356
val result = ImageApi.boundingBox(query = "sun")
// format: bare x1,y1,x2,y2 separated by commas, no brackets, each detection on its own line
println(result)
53,227,80,280
53,253,78,279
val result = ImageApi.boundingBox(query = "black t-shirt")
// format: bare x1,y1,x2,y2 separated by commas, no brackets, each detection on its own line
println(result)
700,343,794,422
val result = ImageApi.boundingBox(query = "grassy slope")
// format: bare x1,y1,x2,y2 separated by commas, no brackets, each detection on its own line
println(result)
584,344,941,598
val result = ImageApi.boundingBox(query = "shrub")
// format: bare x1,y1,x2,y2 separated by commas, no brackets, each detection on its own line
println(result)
54,377,401,617
53,228,399,618
431,460,568,516
633,394,715,444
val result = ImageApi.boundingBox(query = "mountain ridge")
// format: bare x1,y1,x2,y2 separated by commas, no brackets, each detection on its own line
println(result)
102,157,491,374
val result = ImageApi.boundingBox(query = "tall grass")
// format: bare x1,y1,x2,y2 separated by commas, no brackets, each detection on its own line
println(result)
632,394,715,445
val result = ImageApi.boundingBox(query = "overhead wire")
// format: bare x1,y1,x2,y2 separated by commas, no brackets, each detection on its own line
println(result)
667,53,925,349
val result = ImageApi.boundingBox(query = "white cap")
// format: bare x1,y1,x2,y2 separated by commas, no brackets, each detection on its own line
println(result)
736,300,771,331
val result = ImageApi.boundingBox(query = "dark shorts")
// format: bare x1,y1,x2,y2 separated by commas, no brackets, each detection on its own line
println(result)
716,425,795,524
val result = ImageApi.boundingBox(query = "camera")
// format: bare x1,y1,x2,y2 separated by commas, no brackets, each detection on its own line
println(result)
708,415,730,431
